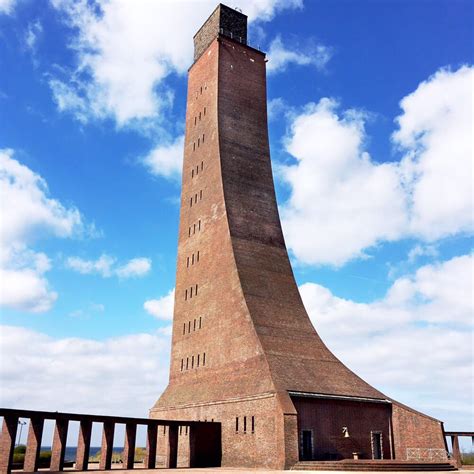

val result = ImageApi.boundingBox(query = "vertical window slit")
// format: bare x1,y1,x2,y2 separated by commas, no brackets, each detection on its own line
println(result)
187,257,189,268
198,220,201,230
186,357,189,370
190,286,193,298
195,284,198,295
197,251,200,262
200,190,203,200
193,319,196,331
185,289,188,301
198,138,200,147
201,161,203,171
191,169,194,178
251,416,255,433
181,359,184,371
183,323,186,335
199,316,202,329
204,107,206,116
202,134,205,143
243,416,247,433
194,223,196,234
197,354,200,366
203,352,206,365
235,417,239,432
188,321,191,333
191,355,194,368
192,254,194,265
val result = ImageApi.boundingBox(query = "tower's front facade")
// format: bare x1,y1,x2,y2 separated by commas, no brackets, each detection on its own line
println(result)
151,4,448,469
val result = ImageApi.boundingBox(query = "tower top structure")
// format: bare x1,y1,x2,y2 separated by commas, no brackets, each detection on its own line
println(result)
193,3,247,61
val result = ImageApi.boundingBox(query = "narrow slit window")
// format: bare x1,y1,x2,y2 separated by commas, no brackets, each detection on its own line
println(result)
197,354,200,366
193,223,196,234
198,220,201,230
187,257,189,268
200,190,203,200
193,319,196,331
194,193,197,203
199,112,201,120
204,107,206,116
190,286,193,298
251,416,255,433
197,251,200,262
179,426,182,435
199,316,202,329
188,226,191,237
186,357,189,370
185,289,188,301
183,323,186,335
235,417,239,432
181,359,184,371
202,134,205,143
203,352,206,365
198,137,200,147
195,284,198,295
196,165,199,175
192,254,195,265
194,117,197,125
201,161,203,171
243,416,247,433
190,197,193,207
191,169,194,178
200,86,202,94
193,142,195,151
163,426,166,435
185,426,188,435
188,321,191,333
191,355,194,368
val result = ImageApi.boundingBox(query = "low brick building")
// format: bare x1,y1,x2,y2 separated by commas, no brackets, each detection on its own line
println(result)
150,4,448,469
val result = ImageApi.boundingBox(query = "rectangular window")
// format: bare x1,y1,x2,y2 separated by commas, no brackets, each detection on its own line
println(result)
194,117,197,125
251,416,255,433
196,165,199,175
204,107,206,116
198,137,200,147
243,416,247,433
235,417,239,432
202,134,205,143
199,111,201,120
188,321,191,333
194,223,196,234
191,169,194,178
192,254,194,265
190,197,193,207
193,319,196,331
201,161,203,171
186,357,189,370
186,257,189,268
190,286,193,298
183,323,186,335
181,359,184,371
199,190,202,200
199,316,202,329
193,142,195,151
198,220,201,230
188,226,191,237
194,193,197,203
200,86,202,94
191,355,194,368
197,354,200,366
197,251,200,262
203,352,206,365
195,284,198,295
185,289,188,301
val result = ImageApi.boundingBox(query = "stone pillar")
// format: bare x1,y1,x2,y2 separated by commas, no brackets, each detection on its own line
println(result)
122,423,136,469
168,424,179,469
99,422,114,470
157,425,170,468
451,435,462,467
50,419,69,471
24,417,44,472
0,415,18,474
75,420,92,471
145,424,157,469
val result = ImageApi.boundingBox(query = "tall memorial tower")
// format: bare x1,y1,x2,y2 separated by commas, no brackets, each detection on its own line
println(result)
151,4,448,469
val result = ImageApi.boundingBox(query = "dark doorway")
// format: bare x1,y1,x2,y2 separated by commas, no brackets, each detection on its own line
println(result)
301,430,313,460
190,423,221,467
371,432,383,459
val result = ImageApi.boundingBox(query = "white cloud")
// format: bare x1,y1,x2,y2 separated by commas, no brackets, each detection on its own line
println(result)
141,135,184,179
66,254,151,279
300,253,473,427
144,289,174,321
0,149,83,312
281,98,407,266
49,0,302,127
394,66,474,240
0,325,170,419
407,244,439,263
0,0,17,14
281,66,473,266
25,20,42,52
267,35,332,74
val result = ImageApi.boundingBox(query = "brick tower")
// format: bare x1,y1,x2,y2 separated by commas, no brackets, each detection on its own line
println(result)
150,4,448,469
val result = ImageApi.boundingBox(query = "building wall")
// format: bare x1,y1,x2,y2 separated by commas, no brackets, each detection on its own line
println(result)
292,397,393,461
391,403,447,461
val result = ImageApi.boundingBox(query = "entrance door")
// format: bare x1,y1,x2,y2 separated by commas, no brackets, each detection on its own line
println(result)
371,432,383,459
301,430,313,460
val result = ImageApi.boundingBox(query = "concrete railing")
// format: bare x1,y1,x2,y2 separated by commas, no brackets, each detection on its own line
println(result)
0,408,221,474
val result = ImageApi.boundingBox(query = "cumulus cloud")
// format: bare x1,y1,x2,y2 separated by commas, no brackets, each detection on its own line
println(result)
48,0,302,127
281,66,473,266
0,149,83,312
0,325,170,418
300,253,473,427
66,254,151,279
141,136,184,179
144,289,174,321
25,20,42,52
267,35,332,74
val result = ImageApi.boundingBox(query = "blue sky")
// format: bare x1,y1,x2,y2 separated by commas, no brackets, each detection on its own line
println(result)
0,0,472,445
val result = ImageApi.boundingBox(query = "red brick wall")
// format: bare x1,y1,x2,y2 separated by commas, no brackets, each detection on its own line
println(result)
392,403,447,461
